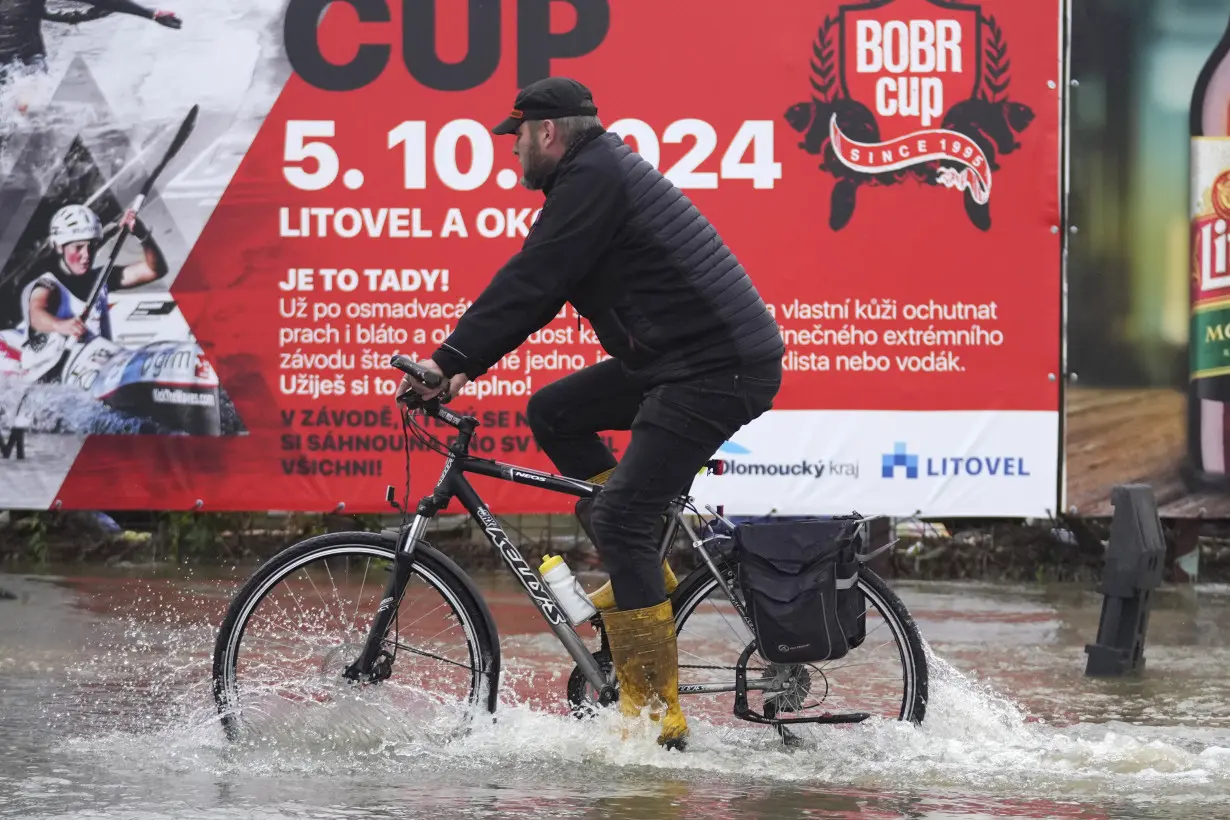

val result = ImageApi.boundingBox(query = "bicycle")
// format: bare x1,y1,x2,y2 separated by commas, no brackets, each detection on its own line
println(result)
210,355,929,748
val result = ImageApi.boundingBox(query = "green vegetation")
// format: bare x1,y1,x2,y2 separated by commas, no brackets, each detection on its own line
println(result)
2,509,1227,584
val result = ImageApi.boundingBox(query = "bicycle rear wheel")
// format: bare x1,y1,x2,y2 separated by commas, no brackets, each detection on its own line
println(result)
211,531,500,743
670,553,927,738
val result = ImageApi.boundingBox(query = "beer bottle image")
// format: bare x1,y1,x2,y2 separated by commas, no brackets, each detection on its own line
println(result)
1188,12,1230,488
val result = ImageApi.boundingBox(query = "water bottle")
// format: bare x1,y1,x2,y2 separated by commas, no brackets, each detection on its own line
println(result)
538,554,598,625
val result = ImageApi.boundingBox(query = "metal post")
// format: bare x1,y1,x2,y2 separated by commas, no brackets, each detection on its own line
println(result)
1083,484,1166,677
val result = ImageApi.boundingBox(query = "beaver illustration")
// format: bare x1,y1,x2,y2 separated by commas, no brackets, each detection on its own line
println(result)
932,98,1036,230
941,98,1035,172
785,96,917,230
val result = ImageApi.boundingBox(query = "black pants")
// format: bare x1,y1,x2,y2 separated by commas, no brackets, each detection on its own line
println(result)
526,357,782,610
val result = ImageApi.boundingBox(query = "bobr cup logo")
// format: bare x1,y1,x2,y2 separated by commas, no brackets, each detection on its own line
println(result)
785,0,1035,231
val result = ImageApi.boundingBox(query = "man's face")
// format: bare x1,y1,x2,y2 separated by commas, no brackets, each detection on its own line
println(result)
59,240,92,275
512,121,559,190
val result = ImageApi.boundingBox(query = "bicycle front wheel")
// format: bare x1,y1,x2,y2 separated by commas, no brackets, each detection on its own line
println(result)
670,553,928,738
211,531,499,744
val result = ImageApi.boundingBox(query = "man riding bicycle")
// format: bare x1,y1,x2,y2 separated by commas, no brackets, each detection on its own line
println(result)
398,77,784,751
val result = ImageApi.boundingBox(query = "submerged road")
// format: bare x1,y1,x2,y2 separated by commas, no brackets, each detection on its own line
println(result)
2,566,1229,819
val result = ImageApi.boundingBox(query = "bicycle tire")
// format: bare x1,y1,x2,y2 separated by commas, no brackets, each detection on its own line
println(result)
211,530,502,741
670,553,929,724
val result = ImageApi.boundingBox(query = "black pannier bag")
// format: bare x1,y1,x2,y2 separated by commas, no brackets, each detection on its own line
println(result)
733,516,866,665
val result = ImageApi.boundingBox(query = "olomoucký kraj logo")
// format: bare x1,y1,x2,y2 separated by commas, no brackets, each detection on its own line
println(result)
713,440,860,479
784,0,1035,231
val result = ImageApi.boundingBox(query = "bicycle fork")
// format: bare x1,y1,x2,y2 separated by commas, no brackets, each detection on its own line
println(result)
343,513,430,683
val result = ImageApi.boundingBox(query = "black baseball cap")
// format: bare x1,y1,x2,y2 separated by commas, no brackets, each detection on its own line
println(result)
492,77,598,135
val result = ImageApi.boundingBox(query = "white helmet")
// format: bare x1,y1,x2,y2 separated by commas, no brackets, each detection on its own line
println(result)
48,204,102,248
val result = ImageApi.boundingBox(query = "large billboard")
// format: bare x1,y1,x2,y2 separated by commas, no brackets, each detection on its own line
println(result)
0,0,1067,517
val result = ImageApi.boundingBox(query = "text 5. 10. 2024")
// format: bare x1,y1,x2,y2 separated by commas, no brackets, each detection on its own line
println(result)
283,118,784,193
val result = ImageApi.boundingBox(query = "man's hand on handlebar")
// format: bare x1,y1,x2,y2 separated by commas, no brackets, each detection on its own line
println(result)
396,357,469,404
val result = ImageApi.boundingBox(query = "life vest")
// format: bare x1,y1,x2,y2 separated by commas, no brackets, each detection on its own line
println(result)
17,268,112,346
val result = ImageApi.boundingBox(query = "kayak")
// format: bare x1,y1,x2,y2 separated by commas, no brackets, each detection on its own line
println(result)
0,292,224,436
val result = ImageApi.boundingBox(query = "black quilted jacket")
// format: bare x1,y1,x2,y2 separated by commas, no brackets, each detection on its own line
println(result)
433,127,784,387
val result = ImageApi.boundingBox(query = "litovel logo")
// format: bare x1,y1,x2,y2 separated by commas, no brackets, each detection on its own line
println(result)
881,441,1030,479
882,442,919,479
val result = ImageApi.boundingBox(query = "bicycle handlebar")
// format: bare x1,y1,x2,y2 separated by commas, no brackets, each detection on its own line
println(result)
389,354,474,439
390,354,444,389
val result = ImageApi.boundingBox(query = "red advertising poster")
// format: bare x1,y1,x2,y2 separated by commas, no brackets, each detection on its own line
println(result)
0,0,1065,516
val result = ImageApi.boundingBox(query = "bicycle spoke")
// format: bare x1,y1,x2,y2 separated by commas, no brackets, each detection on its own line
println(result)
242,633,312,654
350,558,372,636
816,637,898,673
387,640,476,672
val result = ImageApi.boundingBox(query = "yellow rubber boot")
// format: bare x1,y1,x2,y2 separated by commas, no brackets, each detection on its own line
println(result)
602,599,689,750
588,562,678,611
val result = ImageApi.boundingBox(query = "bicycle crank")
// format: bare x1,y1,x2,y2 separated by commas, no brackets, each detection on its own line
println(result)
566,649,617,717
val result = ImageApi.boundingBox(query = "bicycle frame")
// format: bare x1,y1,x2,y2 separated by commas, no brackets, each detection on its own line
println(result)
344,396,699,701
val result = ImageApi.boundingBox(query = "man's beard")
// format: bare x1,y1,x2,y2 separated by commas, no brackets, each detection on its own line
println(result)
519,144,557,191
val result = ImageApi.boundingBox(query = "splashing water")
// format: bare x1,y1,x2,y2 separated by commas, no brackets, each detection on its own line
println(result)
5,572,1230,819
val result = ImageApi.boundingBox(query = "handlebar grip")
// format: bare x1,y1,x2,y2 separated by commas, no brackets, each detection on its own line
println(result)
390,354,444,388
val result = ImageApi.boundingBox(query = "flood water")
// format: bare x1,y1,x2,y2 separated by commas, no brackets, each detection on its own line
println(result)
2,563,1230,819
